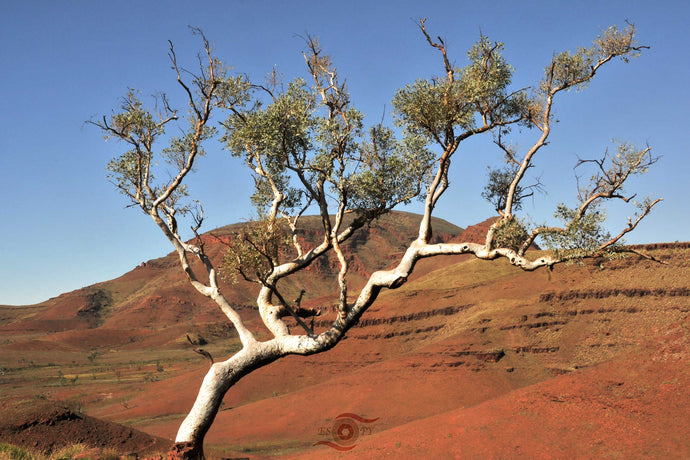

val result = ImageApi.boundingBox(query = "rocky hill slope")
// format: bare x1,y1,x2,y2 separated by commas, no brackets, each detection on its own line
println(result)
0,213,688,458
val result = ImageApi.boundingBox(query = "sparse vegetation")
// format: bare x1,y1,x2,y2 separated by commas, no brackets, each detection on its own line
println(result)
0,443,36,460
0,442,134,460
0,244,688,457
87,350,99,365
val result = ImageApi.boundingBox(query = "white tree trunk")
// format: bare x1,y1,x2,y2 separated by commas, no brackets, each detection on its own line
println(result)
173,343,280,458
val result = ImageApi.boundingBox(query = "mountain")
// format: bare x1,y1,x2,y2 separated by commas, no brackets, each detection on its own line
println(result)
0,211,464,342
0,213,688,459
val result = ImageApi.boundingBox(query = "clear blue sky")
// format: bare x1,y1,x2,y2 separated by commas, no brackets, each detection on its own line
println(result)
1,0,688,305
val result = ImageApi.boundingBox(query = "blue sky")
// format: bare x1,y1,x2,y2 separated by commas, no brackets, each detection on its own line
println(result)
1,0,688,305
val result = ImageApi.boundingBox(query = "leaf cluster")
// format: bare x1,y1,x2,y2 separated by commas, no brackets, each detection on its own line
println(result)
221,60,432,222
346,125,434,214
392,35,525,146
492,217,530,252
541,23,642,94
482,165,527,212
221,219,293,284
542,203,612,261
222,79,314,214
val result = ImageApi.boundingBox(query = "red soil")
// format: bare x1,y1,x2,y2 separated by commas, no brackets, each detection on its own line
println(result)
0,398,170,457
0,214,688,458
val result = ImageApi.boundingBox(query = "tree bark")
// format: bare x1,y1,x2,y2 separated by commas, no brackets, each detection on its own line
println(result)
171,343,282,459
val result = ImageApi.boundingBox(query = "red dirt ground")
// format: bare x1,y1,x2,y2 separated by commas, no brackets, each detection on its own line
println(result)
292,316,690,459
0,215,688,458
0,397,170,457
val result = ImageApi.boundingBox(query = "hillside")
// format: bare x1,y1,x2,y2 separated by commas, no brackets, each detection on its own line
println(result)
0,213,688,458
0,211,463,340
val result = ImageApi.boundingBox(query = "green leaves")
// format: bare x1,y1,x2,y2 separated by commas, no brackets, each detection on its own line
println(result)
347,125,433,214
545,48,594,92
543,203,612,261
482,165,523,213
594,23,642,62
393,78,473,142
223,80,313,166
541,22,642,95
493,217,530,252
214,75,252,109
392,34,519,146
463,36,514,111
163,126,217,168
221,78,315,217
220,219,293,284
574,142,657,208
107,90,162,141
220,65,428,222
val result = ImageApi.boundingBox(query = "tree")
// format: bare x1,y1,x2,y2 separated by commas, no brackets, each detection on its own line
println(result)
93,21,659,458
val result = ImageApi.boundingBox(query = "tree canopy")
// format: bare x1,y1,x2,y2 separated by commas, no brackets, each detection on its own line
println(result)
94,20,659,458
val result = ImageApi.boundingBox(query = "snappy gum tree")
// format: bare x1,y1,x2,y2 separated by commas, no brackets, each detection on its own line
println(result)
94,21,659,458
